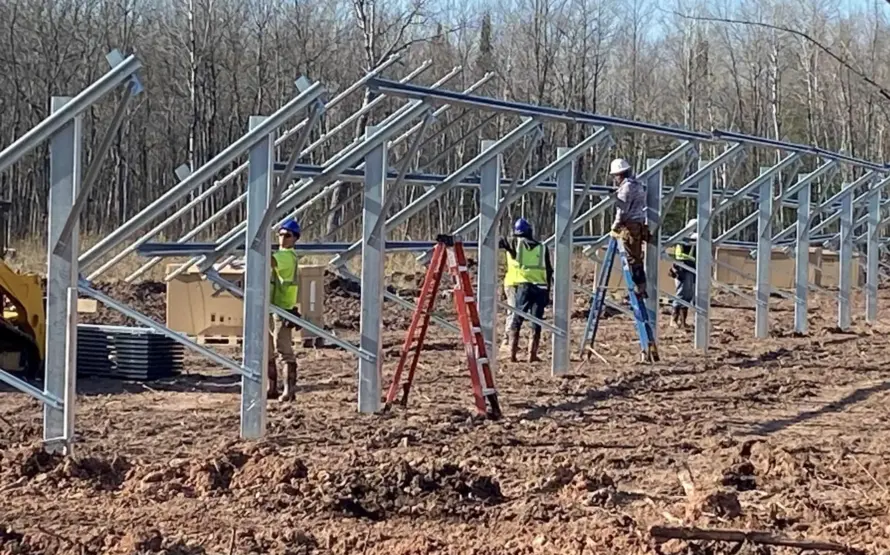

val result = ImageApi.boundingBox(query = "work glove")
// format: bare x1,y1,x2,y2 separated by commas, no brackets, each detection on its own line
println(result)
497,237,509,250
283,307,303,330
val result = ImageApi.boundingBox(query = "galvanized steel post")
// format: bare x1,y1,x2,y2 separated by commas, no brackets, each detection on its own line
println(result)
358,125,386,413
694,170,712,351
838,183,854,330
644,157,662,341
794,177,811,334
477,140,500,376
755,166,773,338
44,96,83,454
240,116,275,439
866,186,881,323
552,147,574,375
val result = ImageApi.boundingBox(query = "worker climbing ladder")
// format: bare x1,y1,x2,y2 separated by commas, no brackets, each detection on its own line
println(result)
581,235,660,363
383,234,502,419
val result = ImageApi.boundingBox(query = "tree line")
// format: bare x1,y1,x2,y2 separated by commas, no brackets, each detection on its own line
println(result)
0,0,887,254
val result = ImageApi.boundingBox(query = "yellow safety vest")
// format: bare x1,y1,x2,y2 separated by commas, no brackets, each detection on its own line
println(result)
271,248,300,309
674,243,695,262
504,241,547,286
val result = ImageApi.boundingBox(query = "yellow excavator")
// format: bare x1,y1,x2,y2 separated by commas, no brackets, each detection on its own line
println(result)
0,202,46,380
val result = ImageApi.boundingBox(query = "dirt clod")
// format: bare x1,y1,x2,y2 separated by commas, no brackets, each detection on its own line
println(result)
2,283,887,554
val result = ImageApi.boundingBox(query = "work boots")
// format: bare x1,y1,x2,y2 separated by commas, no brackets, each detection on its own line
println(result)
280,362,298,402
670,306,681,328
509,329,521,363
528,329,542,362
267,360,279,399
680,307,690,329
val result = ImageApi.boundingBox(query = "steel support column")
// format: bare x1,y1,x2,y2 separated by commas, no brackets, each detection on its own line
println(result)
755,166,772,338
644,157,662,339
44,97,83,454
551,147,574,376
838,184,854,330
358,126,386,413
240,116,274,439
477,140,500,375
794,178,811,334
694,171,712,351
866,187,880,323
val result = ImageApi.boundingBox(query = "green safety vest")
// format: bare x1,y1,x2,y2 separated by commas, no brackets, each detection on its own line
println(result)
271,248,299,309
504,241,547,286
674,243,695,262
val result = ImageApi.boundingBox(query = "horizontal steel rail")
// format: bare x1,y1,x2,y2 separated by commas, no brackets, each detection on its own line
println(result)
369,78,887,171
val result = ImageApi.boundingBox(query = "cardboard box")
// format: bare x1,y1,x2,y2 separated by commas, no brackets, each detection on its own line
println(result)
166,263,326,345
588,245,857,291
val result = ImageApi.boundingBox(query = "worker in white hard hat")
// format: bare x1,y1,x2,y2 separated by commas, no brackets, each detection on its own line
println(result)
609,158,651,298
668,218,697,328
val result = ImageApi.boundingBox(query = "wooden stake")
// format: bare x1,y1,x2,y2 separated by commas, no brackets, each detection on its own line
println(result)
649,525,865,555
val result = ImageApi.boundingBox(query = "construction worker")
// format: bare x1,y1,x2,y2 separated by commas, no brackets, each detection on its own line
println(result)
669,219,697,328
268,217,302,401
499,218,553,362
609,158,650,298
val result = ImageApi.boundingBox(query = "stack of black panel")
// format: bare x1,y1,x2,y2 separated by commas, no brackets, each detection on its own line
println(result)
77,324,183,380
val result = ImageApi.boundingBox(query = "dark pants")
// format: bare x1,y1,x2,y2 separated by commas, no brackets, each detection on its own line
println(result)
673,268,695,308
510,283,548,332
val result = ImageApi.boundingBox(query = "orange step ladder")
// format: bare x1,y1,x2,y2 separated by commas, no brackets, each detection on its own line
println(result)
383,234,502,419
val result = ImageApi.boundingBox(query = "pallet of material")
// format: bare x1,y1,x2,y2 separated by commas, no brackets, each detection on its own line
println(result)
194,335,243,346
195,334,327,348
77,324,184,381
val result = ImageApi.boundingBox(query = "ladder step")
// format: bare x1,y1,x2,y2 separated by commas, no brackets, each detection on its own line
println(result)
464,296,475,303
477,357,489,365
481,387,497,396
471,326,481,334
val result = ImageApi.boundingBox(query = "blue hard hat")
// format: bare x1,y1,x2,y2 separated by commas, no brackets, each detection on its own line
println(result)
280,218,301,235
513,218,532,236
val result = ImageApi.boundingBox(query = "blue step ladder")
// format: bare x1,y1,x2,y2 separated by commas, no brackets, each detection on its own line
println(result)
580,236,660,363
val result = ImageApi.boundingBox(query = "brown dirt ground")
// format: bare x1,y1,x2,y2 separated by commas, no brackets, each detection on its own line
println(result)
2,270,889,555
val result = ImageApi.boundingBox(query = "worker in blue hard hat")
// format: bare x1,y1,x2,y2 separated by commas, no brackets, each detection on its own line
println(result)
268,217,302,401
498,217,553,362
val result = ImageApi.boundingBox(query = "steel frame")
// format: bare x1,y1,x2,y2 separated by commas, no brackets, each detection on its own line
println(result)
5,51,889,451
0,50,143,454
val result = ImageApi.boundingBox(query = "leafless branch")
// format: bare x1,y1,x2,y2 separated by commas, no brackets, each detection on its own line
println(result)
672,11,890,102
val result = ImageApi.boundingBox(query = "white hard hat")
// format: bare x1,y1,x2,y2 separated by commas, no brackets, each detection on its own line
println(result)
609,158,632,175
687,218,698,239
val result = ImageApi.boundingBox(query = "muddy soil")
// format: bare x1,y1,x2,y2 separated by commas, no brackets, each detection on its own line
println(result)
2,273,889,554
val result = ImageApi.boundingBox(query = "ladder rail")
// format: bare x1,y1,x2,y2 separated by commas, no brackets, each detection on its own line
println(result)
401,259,445,404
384,243,446,407
382,235,501,419
615,239,653,350
584,236,660,363
399,244,448,406
581,238,617,355
451,241,498,413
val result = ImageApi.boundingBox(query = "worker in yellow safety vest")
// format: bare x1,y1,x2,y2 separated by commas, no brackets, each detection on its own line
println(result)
668,218,696,329
268,217,302,401
499,218,553,363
